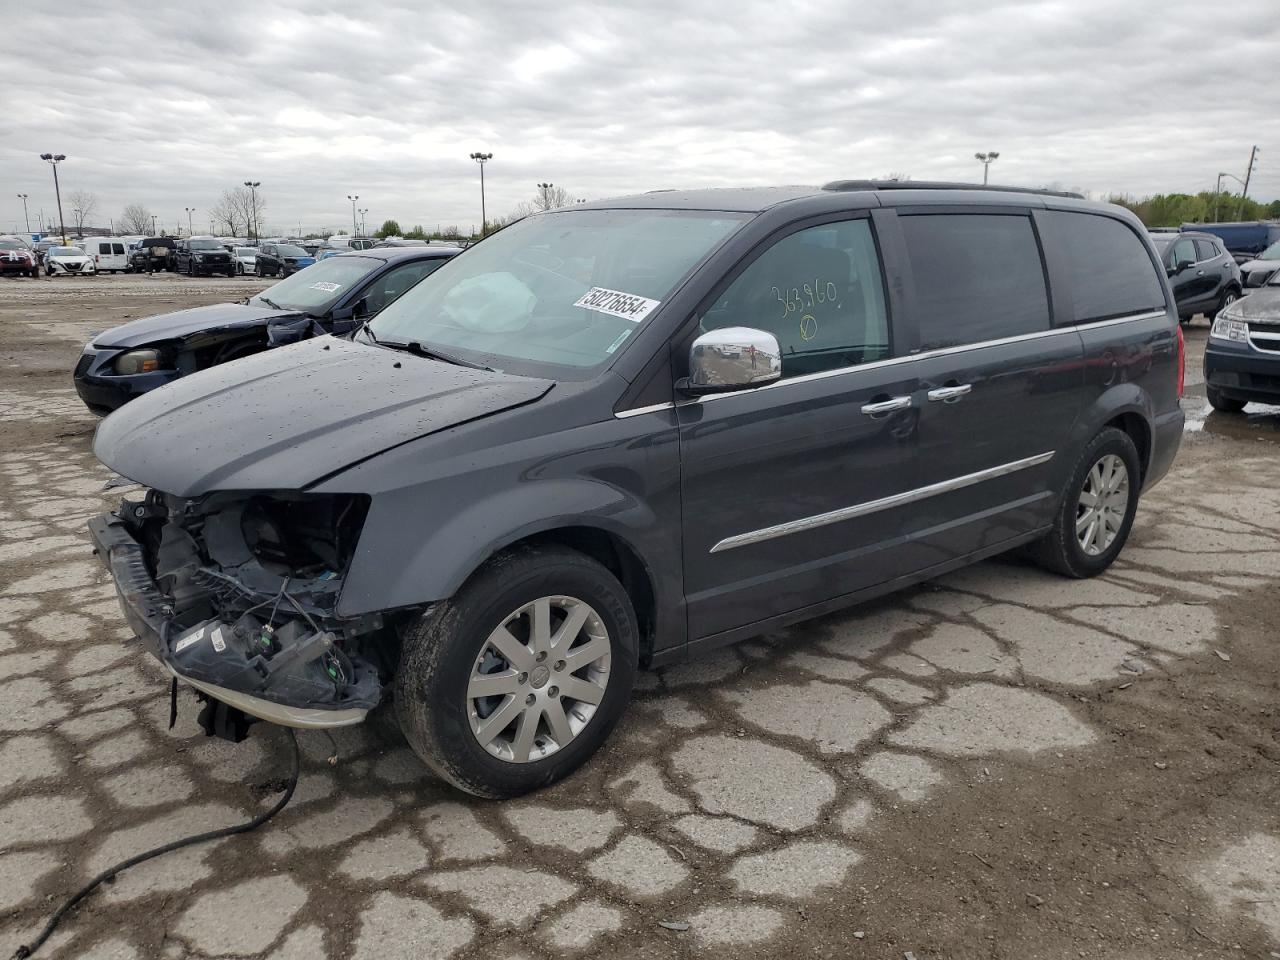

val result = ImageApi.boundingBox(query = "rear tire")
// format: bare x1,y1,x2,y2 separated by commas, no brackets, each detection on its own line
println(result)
1207,385,1247,413
1032,427,1141,578
395,544,638,798
1217,288,1240,316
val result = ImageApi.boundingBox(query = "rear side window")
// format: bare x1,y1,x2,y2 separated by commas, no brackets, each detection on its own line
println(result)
1194,239,1218,261
1046,212,1166,323
112,243,125,255
899,214,1050,350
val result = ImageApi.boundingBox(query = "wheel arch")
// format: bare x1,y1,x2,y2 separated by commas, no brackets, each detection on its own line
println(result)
1066,383,1156,487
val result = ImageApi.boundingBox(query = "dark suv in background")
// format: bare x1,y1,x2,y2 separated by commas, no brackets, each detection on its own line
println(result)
1149,231,1241,321
255,243,316,277
128,237,177,273
89,182,1183,799
172,237,236,277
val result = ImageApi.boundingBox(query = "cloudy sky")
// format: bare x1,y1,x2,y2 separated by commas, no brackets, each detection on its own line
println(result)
4,0,1278,237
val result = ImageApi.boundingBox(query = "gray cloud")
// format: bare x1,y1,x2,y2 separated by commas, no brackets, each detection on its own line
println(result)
4,0,1278,235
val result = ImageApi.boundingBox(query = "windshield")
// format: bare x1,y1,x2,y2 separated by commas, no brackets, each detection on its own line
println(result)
1149,236,1174,252
253,255,380,313
189,239,222,250
369,209,746,377
235,247,256,257
0,239,28,250
276,244,308,258
1259,240,1280,261
52,247,84,256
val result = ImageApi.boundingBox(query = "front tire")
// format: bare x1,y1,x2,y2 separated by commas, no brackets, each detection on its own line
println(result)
1217,288,1240,316
395,544,638,798
1033,427,1141,578
1207,385,1247,413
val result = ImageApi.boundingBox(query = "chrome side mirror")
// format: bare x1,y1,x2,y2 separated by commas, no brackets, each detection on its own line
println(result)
681,326,782,395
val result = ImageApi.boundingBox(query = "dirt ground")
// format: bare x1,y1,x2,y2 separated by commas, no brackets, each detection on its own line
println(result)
1,273,1279,960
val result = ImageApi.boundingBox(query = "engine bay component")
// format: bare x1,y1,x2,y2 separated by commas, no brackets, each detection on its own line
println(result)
89,490,389,735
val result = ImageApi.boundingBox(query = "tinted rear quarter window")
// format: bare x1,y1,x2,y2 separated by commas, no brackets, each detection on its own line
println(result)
899,214,1050,350
1194,239,1219,261
1047,211,1166,323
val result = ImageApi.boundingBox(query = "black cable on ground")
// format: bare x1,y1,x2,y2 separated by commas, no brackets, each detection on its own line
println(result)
11,728,301,960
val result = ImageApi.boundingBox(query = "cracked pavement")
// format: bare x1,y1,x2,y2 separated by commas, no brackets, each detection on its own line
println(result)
2,275,1280,959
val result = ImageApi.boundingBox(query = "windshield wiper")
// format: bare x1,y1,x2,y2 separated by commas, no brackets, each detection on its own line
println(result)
378,337,495,371
258,295,284,310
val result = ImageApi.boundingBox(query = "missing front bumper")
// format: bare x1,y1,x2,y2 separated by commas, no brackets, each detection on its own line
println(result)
89,512,382,730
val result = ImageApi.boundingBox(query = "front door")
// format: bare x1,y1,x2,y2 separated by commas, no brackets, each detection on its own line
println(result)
677,216,922,641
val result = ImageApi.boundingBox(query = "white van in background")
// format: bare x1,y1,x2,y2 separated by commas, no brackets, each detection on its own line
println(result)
83,238,130,273
325,234,376,251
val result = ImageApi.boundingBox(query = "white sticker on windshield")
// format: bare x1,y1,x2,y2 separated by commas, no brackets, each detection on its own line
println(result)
573,287,660,323
309,281,342,293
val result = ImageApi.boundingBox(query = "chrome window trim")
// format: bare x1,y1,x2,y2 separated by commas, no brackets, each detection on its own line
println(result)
610,310,1168,418
709,451,1056,554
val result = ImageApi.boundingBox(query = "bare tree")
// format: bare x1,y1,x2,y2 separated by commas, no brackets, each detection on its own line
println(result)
534,184,574,211
121,203,153,234
69,191,99,234
210,186,265,237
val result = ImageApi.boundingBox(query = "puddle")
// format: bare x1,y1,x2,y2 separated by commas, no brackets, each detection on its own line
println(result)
1183,397,1280,439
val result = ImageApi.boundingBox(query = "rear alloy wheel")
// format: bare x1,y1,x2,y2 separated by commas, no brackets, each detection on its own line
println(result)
396,545,638,798
1218,289,1239,315
1033,427,1141,578
1207,385,1247,413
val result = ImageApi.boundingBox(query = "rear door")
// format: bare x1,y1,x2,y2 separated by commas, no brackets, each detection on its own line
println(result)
677,213,923,641
892,209,1083,561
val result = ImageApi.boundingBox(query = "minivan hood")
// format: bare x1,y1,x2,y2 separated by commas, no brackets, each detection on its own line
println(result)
94,336,553,497
92,302,299,348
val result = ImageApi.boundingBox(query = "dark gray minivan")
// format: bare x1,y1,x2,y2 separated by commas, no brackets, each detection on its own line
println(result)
90,182,1185,797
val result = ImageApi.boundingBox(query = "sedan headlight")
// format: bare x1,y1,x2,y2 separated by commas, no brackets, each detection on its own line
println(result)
1210,317,1249,343
114,349,163,375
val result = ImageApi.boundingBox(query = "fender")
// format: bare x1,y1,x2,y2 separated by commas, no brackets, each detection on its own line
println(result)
336,477,668,618
1057,381,1155,489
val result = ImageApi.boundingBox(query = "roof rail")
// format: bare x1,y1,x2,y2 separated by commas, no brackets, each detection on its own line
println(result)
821,179,1085,200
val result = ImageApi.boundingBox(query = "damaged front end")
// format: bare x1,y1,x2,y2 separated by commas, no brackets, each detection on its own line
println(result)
90,489,390,738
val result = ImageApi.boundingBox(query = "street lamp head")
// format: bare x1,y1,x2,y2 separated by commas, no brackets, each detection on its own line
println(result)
470,151,493,162
989,152,1000,160
40,153,51,160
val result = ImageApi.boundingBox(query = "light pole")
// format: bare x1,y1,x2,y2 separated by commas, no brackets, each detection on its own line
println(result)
974,151,999,185
72,207,82,238
151,215,158,235
359,208,368,236
470,151,493,235
537,182,554,211
347,195,359,236
39,153,67,242
185,206,196,237
1214,172,1246,221
16,194,30,234
243,181,261,241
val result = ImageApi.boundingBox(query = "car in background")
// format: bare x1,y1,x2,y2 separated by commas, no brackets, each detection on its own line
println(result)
315,247,347,261
173,237,237,277
374,238,430,247
1204,269,1280,412
1181,221,1280,266
1237,240,1280,289
128,237,177,273
233,247,258,275
325,235,376,252
255,242,316,277
0,236,39,278
82,238,131,273
1148,231,1241,321
45,245,96,276
73,245,460,414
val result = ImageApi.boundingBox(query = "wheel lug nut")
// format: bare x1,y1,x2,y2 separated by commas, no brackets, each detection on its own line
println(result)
553,660,565,672
517,672,528,684
548,686,559,697
525,694,536,706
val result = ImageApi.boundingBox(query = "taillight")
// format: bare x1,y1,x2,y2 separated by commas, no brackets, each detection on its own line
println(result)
94,255,100,263
1176,323,1185,398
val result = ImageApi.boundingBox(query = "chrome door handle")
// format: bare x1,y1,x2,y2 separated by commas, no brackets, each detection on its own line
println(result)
927,384,972,403
861,396,912,416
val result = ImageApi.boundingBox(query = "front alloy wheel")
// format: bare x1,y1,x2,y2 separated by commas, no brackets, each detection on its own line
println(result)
396,544,638,798
468,596,610,764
